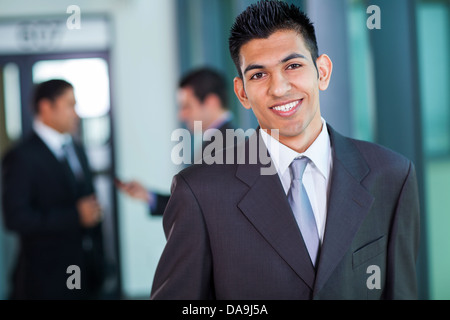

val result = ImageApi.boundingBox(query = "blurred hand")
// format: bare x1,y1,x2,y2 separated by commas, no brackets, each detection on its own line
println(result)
115,179,150,203
77,195,102,228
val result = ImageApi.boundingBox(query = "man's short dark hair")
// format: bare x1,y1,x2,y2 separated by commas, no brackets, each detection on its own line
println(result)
179,67,228,109
32,79,73,114
229,0,319,78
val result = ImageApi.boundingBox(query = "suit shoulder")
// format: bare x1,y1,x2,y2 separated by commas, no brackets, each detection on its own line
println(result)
178,161,236,183
179,137,244,180
328,125,412,173
350,138,413,174
2,135,37,163
178,154,242,193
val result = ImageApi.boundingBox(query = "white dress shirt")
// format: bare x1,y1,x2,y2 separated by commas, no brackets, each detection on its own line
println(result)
260,118,333,243
33,119,72,160
34,119,85,180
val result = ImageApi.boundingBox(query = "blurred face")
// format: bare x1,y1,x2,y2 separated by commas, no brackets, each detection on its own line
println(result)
40,88,79,134
234,29,332,152
177,86,207,132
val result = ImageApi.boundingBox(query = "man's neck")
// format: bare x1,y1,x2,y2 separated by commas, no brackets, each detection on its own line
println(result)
203,110,231,131
265,115,323,154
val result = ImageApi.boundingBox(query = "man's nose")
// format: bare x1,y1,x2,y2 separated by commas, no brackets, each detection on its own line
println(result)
268,72,291,97
73,109,80,121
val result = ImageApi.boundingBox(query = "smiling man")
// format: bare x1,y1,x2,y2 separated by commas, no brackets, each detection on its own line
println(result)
150,0,420,300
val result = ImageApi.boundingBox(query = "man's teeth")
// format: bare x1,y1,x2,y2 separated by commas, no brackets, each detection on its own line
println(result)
272,101,298,112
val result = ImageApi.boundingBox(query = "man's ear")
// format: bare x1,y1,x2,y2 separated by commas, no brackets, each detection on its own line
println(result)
233,77,251,110
35,98,54,124
316,54,333,91
203,93,221,110
37,98,52,117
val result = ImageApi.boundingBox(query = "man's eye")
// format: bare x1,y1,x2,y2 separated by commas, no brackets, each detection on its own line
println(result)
250,72,264,80
287,63,302,70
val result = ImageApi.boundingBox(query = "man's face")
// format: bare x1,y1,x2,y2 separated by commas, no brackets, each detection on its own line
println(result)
177,86,206,132
234,29,332,150
44,88,79,134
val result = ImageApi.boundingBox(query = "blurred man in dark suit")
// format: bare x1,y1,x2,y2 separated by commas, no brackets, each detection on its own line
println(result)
2,79,105,299
117,67,235,216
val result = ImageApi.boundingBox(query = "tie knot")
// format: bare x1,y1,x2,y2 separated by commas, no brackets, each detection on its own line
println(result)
290,157,309,181
61,142,72,156
62,139,72,149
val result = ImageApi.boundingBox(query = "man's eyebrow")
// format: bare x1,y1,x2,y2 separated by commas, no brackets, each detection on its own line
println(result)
243,64,264,75
280,53,307,63
243,53,308,75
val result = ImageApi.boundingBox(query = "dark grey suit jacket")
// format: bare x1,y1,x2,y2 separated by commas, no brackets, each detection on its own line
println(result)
150,125,420,300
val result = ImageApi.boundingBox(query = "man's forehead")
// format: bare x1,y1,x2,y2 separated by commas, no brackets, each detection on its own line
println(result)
56,88,75,101
178,87,193,99
177,87,200,106
239,30,311,70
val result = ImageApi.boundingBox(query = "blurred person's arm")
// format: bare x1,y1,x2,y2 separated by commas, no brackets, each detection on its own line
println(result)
115,179,151,202
115,178,169,216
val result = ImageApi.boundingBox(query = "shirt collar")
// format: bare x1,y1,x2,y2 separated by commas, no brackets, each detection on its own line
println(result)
33,119,72,156
260,118,331,180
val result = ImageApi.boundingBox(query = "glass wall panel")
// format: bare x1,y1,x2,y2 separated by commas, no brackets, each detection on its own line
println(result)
417,0,450,299
348,0,376,142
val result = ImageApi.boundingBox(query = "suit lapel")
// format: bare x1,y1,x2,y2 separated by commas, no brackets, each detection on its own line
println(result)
32,133,78,197
236,133,316,290
313,126,374,296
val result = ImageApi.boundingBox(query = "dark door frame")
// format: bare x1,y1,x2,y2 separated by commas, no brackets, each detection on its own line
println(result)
0,51,122,299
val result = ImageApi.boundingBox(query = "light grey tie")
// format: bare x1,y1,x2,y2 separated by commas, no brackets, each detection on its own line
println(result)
288,157,320,267
61,142,84,181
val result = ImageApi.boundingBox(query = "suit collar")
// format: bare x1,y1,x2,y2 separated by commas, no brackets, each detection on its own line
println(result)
235,124,371,197
327,125,370,182
33,119,71,160
259,118,332,183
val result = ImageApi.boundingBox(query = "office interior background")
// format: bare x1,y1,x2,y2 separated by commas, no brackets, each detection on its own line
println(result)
0,0,448,300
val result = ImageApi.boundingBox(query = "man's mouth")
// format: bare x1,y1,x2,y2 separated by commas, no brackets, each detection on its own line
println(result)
270,99,303,116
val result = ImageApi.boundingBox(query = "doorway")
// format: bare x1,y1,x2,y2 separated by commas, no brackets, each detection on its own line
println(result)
0,53,121,299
